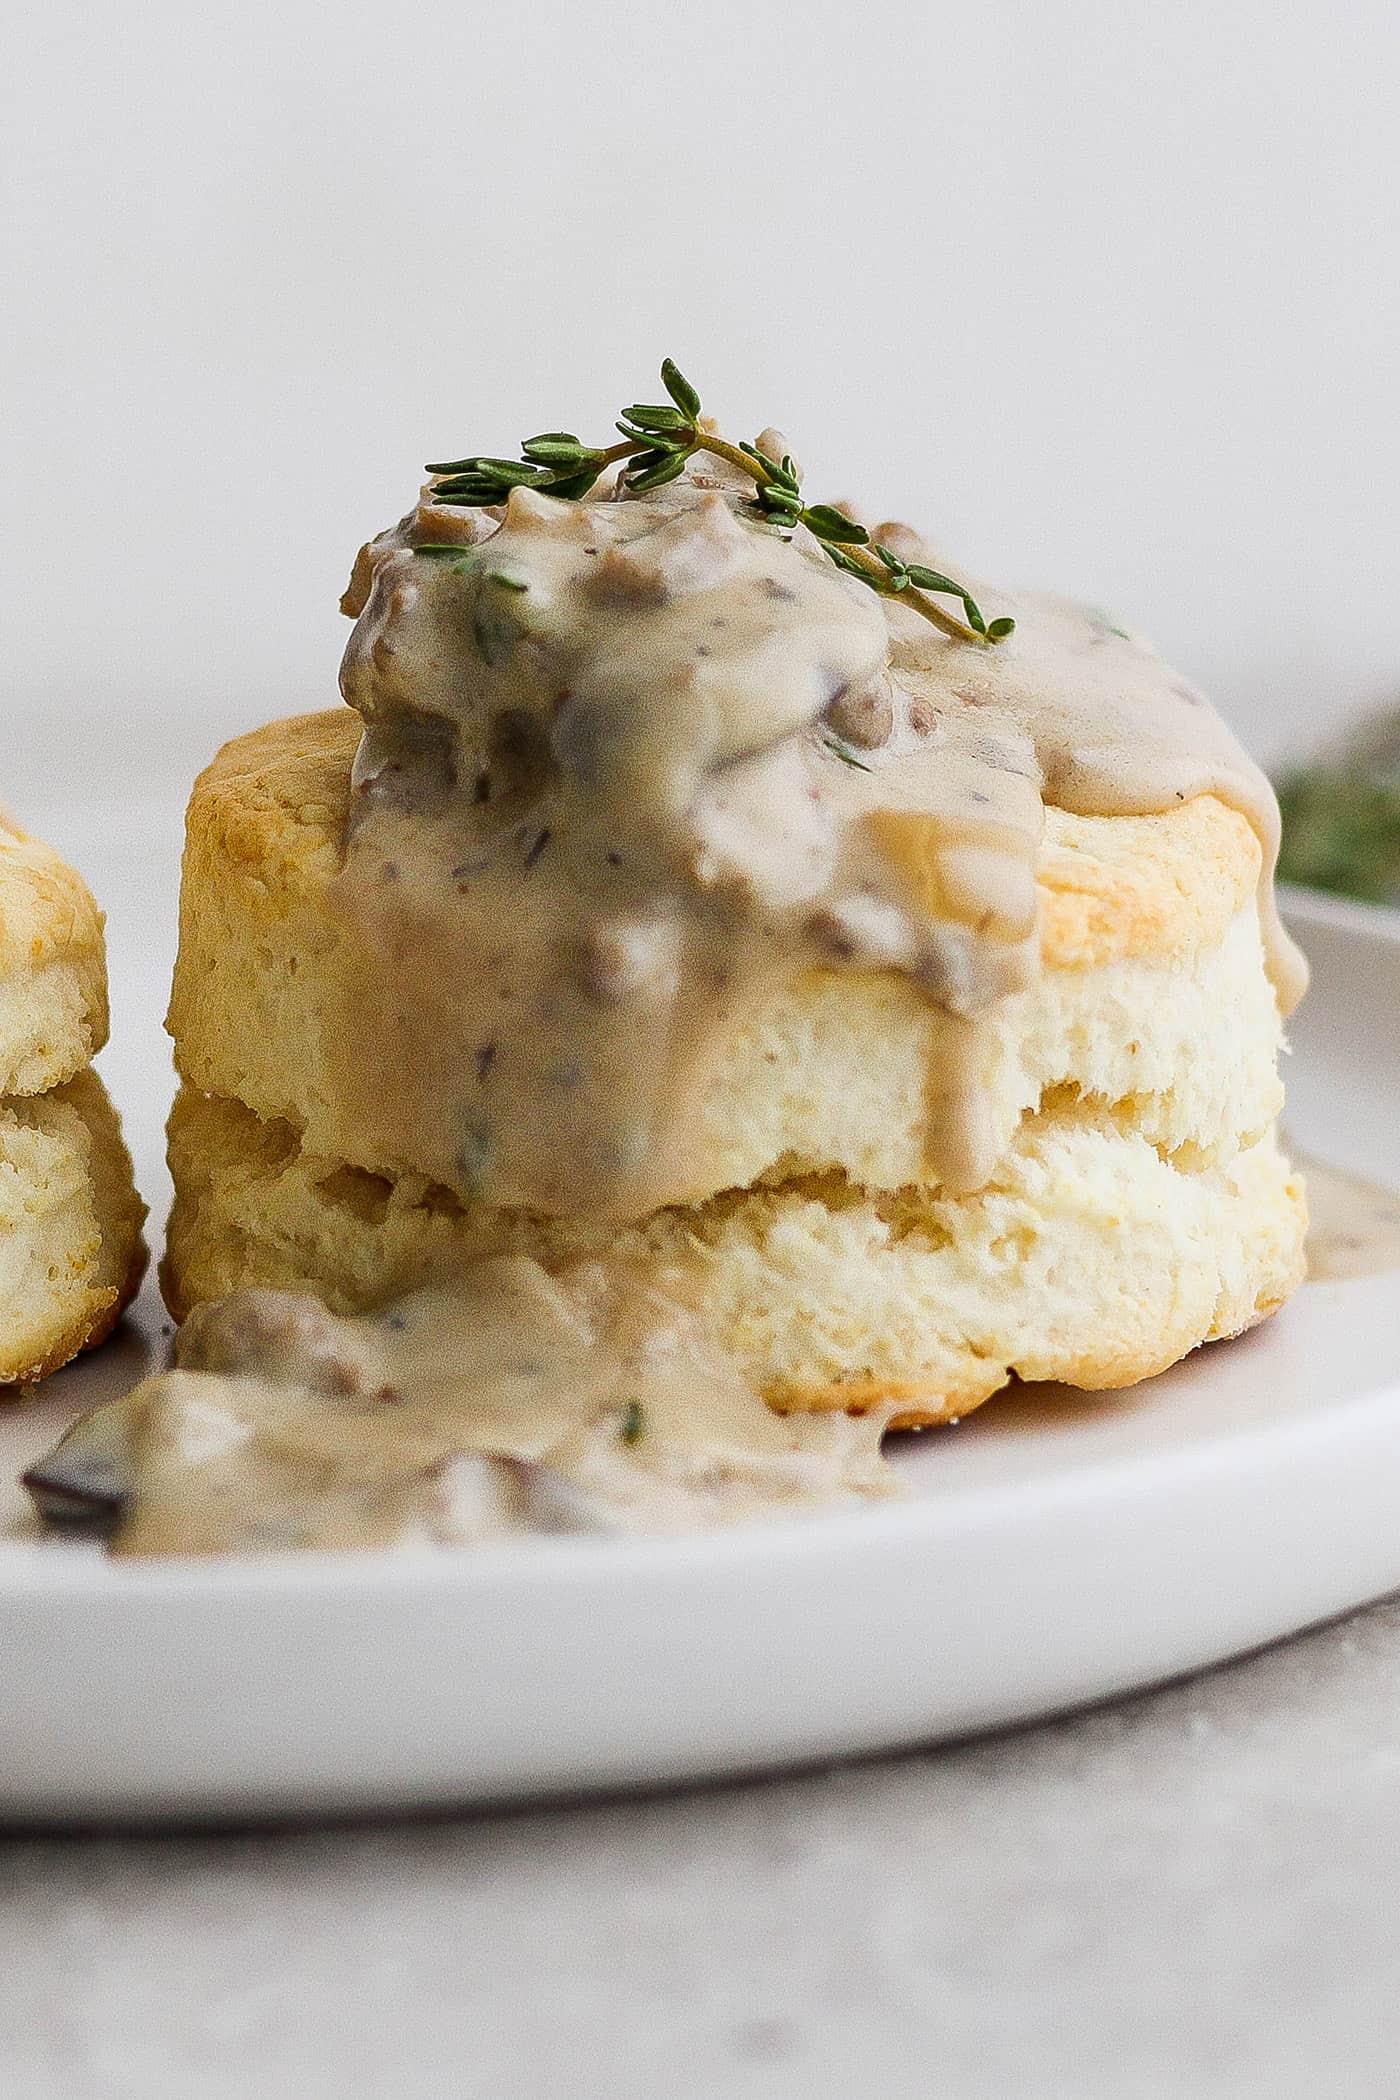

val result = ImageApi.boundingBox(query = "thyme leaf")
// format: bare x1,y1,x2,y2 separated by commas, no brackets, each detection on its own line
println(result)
619,1400,646,1445
822,731,874,772
412,544,478,566
661,357,702,420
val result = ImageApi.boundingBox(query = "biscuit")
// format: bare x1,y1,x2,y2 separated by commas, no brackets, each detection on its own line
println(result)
0,815,147,1384
1,1069,148,1386
163,710,1304,1422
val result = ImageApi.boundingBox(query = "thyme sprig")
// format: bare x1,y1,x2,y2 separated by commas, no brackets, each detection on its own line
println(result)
423,360,1013,648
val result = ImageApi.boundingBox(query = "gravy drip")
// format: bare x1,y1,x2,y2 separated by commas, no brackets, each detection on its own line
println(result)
1295,1148,1400,1280
31,1264,893,1556
334,479,1305,1220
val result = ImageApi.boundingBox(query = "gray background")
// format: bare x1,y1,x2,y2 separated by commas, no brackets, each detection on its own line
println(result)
6,0,1400,807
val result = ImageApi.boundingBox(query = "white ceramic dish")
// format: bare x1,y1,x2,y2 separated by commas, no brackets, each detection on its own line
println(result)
1,809,1397,1822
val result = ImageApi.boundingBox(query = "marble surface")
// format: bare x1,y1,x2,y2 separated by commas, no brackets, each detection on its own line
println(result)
5,1594,1400,2099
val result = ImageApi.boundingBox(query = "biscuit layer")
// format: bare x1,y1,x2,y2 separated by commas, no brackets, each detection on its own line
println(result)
164,709,1303,1418
164,1083,1304,1424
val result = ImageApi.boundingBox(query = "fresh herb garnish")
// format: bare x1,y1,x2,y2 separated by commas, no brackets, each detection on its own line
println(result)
1276,767,1400,905
421,360,1012,649
619,1400,646,1445
821,731,874,772
411,549,531,594
1274,704,1400,906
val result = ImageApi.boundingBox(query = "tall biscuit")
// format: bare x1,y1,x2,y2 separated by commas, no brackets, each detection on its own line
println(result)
163,710,1304,1422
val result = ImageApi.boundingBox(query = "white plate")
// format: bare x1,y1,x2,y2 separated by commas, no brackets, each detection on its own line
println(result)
1,815,1398,1821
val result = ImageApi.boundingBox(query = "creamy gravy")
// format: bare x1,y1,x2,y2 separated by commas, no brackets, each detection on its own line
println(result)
1297,1150,1400,1280
24,1263,893,1555
335,473,1305,1215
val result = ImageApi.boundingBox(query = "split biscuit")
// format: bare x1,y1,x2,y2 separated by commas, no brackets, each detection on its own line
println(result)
163,711,1304,1422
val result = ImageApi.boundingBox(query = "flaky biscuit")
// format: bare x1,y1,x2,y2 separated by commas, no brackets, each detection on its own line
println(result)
162,709,1304,1421
0,814,146,1383
1,1068,148,1386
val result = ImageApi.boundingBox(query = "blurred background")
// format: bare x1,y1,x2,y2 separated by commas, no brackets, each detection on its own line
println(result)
5,0,1400,827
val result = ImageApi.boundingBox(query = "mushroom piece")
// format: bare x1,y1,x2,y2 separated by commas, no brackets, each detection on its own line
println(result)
22,1396,139,1528
176,1289,375,1396
823,672,895,751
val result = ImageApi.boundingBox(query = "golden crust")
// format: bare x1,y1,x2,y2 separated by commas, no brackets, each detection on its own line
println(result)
1037,795,1261,969
0,1068,149,1387
0,814,109,1097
